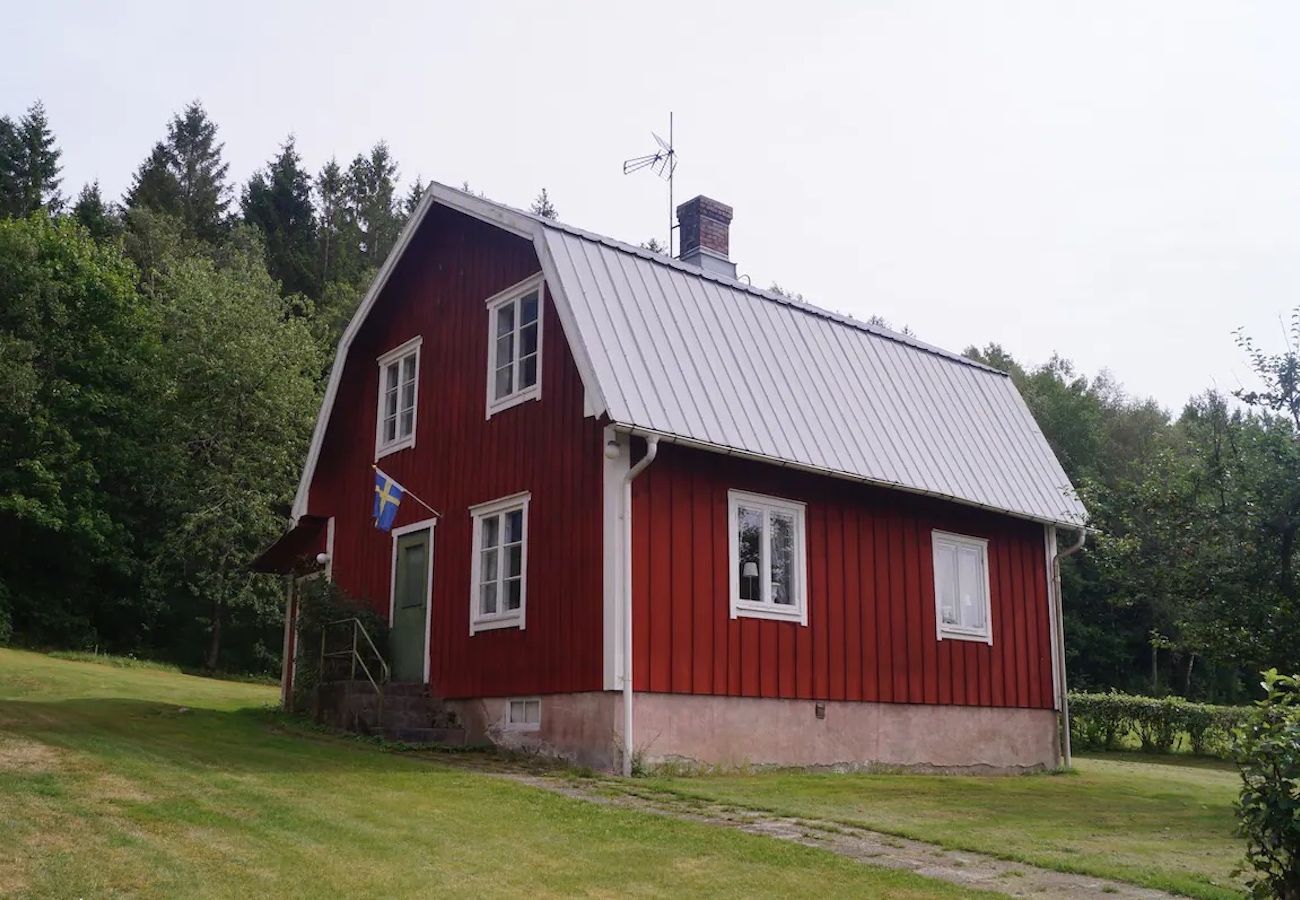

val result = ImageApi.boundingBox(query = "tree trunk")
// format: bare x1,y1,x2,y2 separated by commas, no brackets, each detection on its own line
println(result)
205,598,223,670
1151,644,1159,694
1184,652,1197,697
1279,525,1297,598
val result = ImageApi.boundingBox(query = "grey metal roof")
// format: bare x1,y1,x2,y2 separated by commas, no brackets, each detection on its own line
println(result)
539,222,1087,527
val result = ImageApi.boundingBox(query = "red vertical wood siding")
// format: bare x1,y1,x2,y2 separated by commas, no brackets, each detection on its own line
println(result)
632,444,1055,709
306,206,605,698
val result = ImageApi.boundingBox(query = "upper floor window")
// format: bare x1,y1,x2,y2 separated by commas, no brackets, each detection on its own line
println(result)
375,336,421,458
469,492,530,634
931,530,992,644
485,275,544,416
728,490,807,625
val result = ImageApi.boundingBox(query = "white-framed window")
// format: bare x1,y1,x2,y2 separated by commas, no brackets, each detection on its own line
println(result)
728,490,808,625
507,697,541,730
484,275,544,417
375,336,422,458
469,492,530,634
931,530,993,644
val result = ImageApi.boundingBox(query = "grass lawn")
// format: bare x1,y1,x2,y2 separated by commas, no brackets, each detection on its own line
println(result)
0,649,986,899
642,754,1246,899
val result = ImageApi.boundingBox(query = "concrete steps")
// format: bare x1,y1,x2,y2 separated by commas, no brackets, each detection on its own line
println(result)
312,680,465,746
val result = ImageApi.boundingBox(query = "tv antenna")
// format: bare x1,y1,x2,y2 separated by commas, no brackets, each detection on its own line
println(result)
622,112,677,256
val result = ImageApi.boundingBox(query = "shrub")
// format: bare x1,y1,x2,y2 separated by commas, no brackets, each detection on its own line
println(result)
1070,690,1248,757
291,578,388,713
1233,670,1300,900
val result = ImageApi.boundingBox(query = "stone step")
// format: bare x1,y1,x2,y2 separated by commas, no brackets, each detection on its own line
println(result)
312,680,460,737
386,726,467,745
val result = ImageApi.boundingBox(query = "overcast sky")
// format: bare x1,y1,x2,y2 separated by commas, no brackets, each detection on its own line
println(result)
9,1,1300,411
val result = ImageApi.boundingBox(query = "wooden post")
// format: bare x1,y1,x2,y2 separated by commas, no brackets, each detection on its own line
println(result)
280,576,295,712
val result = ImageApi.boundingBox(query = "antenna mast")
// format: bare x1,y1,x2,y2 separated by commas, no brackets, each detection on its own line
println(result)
622,112,678,256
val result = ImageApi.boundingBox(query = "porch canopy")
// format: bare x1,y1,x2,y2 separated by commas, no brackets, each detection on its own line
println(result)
251,515,328,574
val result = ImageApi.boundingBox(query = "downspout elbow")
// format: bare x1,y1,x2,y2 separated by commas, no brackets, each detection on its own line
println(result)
625,435,660,484
1057,529,1086,561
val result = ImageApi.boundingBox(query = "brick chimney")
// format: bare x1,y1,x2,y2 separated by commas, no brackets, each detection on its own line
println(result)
676,196,735,278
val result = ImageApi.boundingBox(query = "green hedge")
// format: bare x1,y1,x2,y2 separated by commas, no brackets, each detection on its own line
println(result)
1069,690,1249,757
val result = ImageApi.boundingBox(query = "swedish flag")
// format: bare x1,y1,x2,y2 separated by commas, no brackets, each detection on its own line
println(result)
373,468,404,532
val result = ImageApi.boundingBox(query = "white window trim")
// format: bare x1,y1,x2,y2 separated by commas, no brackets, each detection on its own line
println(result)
484,274,545,418
931,529,994,645
388,517,437,684
375,335,423,460
505,697,542,732
727,489,808,625
468,491,530,635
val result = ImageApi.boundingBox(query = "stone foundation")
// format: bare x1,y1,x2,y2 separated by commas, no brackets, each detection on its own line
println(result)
448,691,1059,772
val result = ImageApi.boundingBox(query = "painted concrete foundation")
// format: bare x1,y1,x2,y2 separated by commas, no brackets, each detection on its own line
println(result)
449,691,1060,772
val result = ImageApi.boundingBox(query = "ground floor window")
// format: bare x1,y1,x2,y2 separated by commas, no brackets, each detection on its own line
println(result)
931,530,992,644
727,489,807,624
469,492,530,634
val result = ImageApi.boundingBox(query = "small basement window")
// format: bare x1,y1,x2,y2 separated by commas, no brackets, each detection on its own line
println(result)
375,336,421,458
728,490,807,624
508,698,541,730
485,275,544,416
469,493,530,634
931,530,993,644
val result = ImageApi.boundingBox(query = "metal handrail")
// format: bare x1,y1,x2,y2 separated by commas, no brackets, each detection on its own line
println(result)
320,617,390,730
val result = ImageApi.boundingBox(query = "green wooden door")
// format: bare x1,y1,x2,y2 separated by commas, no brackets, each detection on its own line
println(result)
391,529,431,683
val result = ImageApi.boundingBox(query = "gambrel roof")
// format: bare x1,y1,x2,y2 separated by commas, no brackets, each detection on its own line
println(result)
293,183,1087,528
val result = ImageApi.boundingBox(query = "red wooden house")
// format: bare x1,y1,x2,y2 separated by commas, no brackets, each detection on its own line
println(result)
257,184,1087,773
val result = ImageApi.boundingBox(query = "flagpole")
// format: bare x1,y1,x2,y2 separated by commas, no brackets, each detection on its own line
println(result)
372,465,442,519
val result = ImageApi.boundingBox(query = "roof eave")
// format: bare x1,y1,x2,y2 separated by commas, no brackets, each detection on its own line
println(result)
609,422,1089,530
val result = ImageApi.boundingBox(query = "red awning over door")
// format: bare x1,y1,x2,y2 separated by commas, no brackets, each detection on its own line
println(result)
251,515,329,574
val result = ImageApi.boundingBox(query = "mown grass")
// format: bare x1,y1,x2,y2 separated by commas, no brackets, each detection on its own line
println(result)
45,650,184,673
642,754,1246,899
45,649,280,684
0,648,987,899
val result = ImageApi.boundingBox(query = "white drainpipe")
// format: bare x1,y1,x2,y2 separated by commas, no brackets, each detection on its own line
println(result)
621,435,659,776
1052,528,1086,768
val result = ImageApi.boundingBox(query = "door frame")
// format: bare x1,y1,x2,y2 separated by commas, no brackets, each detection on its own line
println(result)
388,517,437,684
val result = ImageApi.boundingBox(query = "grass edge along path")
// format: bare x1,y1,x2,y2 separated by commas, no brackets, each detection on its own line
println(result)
488,768,1181,900
631,757,1245,900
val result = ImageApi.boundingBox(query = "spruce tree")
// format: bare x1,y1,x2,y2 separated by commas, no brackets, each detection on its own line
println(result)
0,116,19,217
124,142,183,217
125,102,229,244
403,176,426,218
314,157,356,293
15,101,62,214
167,101,230,243
346,142,401,267
0,103,62,216
72,181,122,241
242,137,318,299
530,187,557,220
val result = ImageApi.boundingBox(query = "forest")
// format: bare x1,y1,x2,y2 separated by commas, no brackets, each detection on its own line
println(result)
1,99,1297,696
